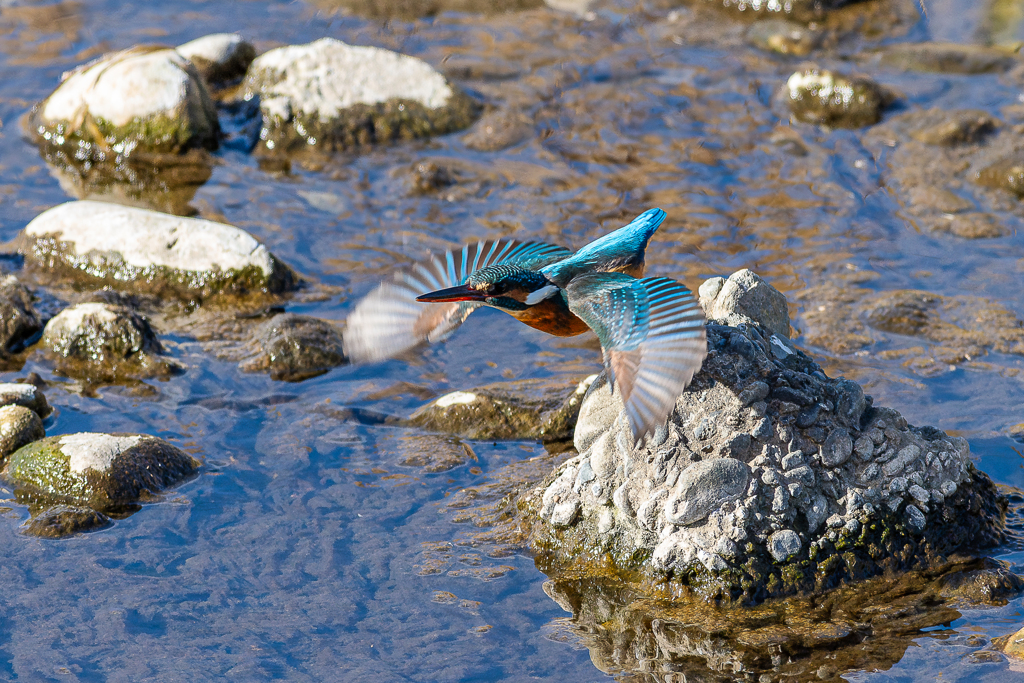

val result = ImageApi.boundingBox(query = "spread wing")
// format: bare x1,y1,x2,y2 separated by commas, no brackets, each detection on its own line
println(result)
344,240,571,362
566,273,706,444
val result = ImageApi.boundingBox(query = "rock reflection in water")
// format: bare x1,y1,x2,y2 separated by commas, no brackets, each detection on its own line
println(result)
541,558,1022,682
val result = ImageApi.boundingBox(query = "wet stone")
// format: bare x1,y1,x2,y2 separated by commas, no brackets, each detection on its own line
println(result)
176,33,256,86
0,405,45,463
879,42,1020,74
0,276,42,354
786,68,891,129
32,46,218,158
20,201,296,298
908,109,999,146
0,383,50,418
239,314,346,381
746,19,821,56
462,107,532,152
243,38,479,154
975,156,1024,199
3,433,199,510
937,564,1024,606
21,504,112,538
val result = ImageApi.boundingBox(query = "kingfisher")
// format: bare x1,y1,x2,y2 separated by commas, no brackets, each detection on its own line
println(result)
344,208,707,443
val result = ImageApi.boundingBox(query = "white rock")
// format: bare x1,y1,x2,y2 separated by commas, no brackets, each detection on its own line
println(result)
435,391,478,408
246,37,453,120
61,433,142,474
24,200,276,277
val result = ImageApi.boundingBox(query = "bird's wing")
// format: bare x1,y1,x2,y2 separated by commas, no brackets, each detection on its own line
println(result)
344,240,571,362
565,272,706,444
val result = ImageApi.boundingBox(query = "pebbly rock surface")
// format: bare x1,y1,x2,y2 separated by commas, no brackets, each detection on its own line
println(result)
242,38,479,153
410,376,595,442
4,432,199,511
19,200,296,297
176,33,256,87
41,302,178,381
0,405,45,462
528,275,1007,605
31,47,219,158
786,68,893,129
239,313,347,381
0,382,51,417
0,275,43,354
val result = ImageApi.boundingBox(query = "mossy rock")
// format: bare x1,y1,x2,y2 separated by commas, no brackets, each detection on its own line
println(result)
0,406,45,463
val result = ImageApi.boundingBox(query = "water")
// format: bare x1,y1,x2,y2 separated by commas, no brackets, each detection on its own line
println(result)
1,0,1024,679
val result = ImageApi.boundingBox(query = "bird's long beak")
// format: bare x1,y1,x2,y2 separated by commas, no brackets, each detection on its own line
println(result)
416,284,487,303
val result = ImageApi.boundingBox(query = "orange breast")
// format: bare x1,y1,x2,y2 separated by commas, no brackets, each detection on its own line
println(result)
512,297,590,337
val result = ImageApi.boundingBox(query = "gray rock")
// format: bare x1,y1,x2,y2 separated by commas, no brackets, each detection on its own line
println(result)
20,201,296,297
767,530,802,562
574,373,623,454
4,433,199,510
33,47,218,156
664,458,750,526
176,33,255,85
821,430,853,467
786,68,892,129
0,276,42,354
701,269,790,339
239,314,346,381
905,504,926,533
0,405,44,462
0,383,50,417
882,445,921,477
243,38,478,153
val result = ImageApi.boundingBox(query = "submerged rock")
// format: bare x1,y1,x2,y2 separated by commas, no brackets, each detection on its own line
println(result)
19,201,296,297
411,376,595,442
710,0,856,22
0,383,51,417
462,108,533,151
530,282,1006,605
0,275,42,353
907,108,999,147
21,504,112,538
4,433,199,510
239,313,346,381
746,19,822,56
786,68,891,128
31,47,218,158
310,0,542,19
0,406,45,462
879,42,1020,74
176,33,256,86
41,302,176,381
243,38,478,154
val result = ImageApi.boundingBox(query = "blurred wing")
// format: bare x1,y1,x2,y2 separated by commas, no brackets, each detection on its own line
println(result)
566,274,706,443
344,240,571,363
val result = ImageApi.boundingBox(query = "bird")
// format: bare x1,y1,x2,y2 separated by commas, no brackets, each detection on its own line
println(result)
343,208,706,443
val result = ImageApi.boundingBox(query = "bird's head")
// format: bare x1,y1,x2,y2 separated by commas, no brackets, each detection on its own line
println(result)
416,265,559,311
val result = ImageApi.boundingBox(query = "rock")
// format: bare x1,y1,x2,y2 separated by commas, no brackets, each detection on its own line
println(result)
176,33,255,85
309,0,542,20
907,109,999,146
786,68,892,129
242,38,478,153
529,315,1007,605
701,269,791,338
395,434,477,473
937,563,1024,606
0,383,50,417
664,458,750,526
937,213,1013,239
32,47,218,157
746,19,821,56
462,108,532,151
41,302,176,380
4,433,199,510
975,156,1024,199
411,376,595,442
0,276,42,354
239,314,346,381
0,406,45,462
20,201,296,297
879,42,1020,74
21,505,112,538
710,0,854,22
768,529,801,562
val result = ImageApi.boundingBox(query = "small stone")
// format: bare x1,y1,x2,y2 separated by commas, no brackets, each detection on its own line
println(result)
772,485,789,513
941,480,958,497
550,499,580,527
21,505,112,538
787,69,891,129
833,379,867,427
613,483,633,517
781,452,805,470
0,405,45,462
788,465,815,487
708,270,790,339
176,33,256,85
805,494,828,532
240,314,346,381
664,458,750,526
854,435,873,460
821,430,853,467
827,514,844,528
752,417,772,440
908,484,930,505
767,530,801,562
889,476,908,493
905,504,926,532
738,381,770,406
882,445,921,477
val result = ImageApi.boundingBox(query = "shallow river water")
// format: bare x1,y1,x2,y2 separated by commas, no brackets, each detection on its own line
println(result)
2,0,1024,680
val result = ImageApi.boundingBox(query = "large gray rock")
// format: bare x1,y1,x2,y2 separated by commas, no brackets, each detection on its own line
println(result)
176,33,255,85
20,201,296,297
699,269,791,338
4,432,199,511
243,38,478,153
32,47,218,156
531,279,1006,604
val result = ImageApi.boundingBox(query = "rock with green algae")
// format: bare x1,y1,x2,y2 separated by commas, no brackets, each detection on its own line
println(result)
31,46,219,158
410,375,596,442
786,68,892,128
0,406,45,462
528,273,1007,606
19,200,297,298
242,38,479,154
4,433,199,510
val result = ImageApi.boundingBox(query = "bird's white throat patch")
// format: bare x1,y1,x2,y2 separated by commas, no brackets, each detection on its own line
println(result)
525,284,559,305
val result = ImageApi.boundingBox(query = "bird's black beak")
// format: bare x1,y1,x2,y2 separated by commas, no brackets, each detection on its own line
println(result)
416,284,488,303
